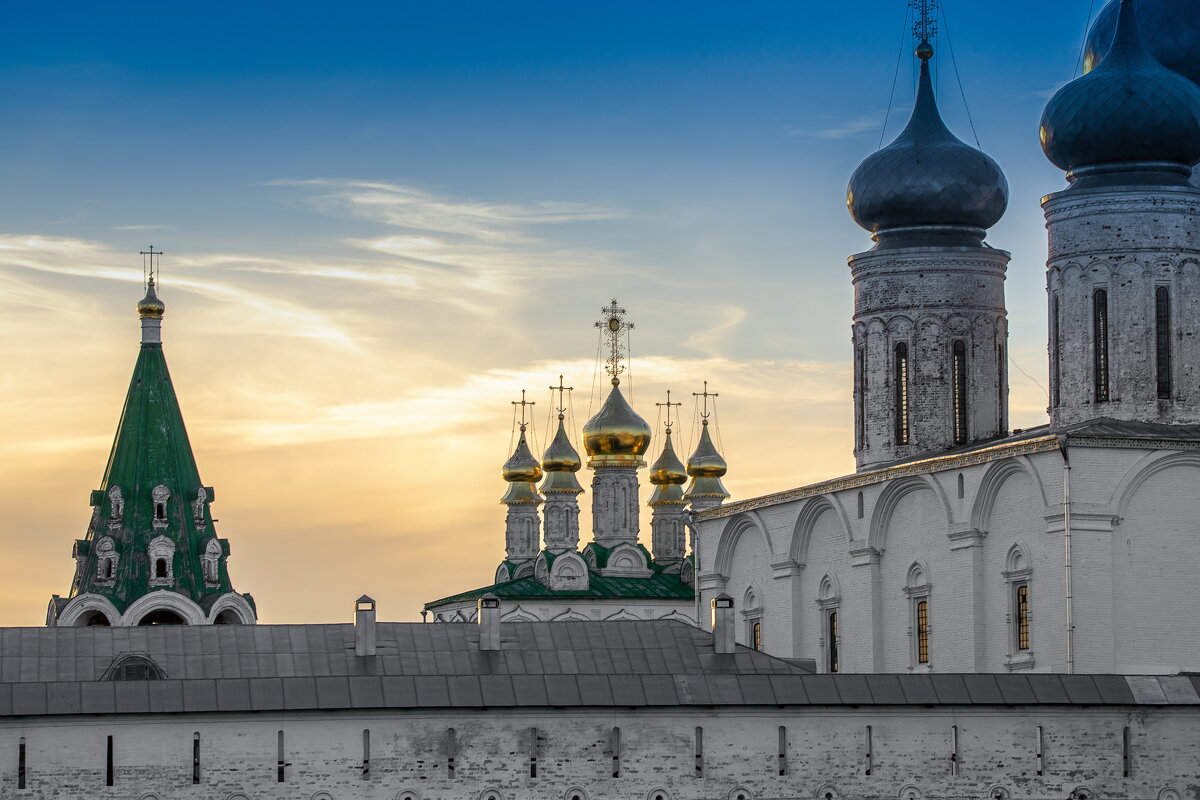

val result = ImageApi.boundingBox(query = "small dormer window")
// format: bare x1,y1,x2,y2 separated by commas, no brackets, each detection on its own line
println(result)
147,535,175,587
201,539,222,586
107,486,124,520
154,559,168,579
151,485,170,529
95,537,118,583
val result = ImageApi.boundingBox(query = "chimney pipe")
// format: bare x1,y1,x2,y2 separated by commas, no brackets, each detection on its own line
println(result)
711,594,735,654
478,593,501,651
355,595,377,656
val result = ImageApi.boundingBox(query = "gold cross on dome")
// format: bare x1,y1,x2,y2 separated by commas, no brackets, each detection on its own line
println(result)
549,375,574,417
594,299,634,382
511,389,535,430
656,389,682,433
693,381,718,421
910,0,938,45
139,245,164,287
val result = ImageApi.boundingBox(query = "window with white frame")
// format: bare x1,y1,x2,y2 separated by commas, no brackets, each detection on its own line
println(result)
1003,544,1034,668
817,575,841,673
151,484,171,528
743,587,763,650
201,539,222,586
904,562,931,669
147,535,176,587
95,537,118,582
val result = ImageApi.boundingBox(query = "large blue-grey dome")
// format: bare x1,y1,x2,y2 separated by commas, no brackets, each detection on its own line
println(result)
1084,0,1200,87
1040,0,1200,174
847,50,1008,243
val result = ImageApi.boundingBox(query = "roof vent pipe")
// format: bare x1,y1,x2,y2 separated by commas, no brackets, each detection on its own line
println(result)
478,593,501,651
354,595,377,657
711,594,735,654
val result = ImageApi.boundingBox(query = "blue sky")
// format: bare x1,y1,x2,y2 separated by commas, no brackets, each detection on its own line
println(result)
0,1,1109,622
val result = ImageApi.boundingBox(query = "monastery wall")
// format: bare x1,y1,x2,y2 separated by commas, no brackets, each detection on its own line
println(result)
1,706,1197,800
697,443,1200,674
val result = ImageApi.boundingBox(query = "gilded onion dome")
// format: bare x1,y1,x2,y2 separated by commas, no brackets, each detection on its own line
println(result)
648,427,687,505
137,279,166,319
1041,0,1200,180
684,419,729,499
1084,0,1200,89
582,379,652,467
501,426,543,505
540,414,584,494
847,42,1008,247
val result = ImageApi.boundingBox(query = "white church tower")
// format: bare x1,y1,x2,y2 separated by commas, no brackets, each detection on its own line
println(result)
845,20,1011,470
1041,0,1200,428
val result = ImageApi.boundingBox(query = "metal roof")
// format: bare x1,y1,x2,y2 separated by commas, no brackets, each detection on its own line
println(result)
0,623,1197,717
426,571,693,610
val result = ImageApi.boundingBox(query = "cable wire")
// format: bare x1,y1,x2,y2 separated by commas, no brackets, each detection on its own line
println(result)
1074,0,1098,79
939,3,982,148
879,4,914,149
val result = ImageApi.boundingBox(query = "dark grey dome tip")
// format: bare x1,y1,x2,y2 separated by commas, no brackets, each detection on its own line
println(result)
1040,0,1200,176
1084,0,1200,89
846,56,1009,247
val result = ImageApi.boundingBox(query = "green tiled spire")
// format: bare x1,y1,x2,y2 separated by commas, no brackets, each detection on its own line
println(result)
49,280,255,626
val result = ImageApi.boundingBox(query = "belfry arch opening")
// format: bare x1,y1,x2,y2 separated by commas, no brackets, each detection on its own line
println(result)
77,610,111,627
137,608,187,626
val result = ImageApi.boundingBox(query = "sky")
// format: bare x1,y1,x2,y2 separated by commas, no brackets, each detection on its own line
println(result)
0,1,1107,624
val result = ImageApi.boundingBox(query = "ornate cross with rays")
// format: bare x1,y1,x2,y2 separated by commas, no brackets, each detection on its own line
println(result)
693,381,719,421
656,389,682,434
512,389,535,431
594,299,634,383
140,245,164,287
910,0,937,44
549,375,574,417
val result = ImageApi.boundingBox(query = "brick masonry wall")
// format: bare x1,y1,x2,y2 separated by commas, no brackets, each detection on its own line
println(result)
1,706,1197,799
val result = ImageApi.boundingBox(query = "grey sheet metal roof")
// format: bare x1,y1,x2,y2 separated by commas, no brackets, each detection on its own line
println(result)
1,623,1197,717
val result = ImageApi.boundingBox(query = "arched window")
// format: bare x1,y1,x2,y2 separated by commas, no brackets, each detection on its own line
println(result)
952,340,968,444
1051,294,1061,407
1156,286,1172,399
996,343,1006,432
1004,544,1034,669
915,600,930,664
827,611,839,673
817,575,841,673
1093,288,1109,402
856,345,867,450
151,484,170,529
752,621,762,651
894,342,910,445
155,559,168,579
905,562,932,668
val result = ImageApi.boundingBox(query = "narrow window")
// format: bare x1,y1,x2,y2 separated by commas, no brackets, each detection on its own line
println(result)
777,726,787,776
997,343,1006,431
916,600,930,664
856,345,867,449
1015,583,1030,651
1156,286,1172,399
752,621,762,651
895,342,910,444
856,491,864,519
446,728,457,777
950,724,959,775
105,735,114,786
154,559,167,579
694,726,703,776
1051,294,1062,407
610,727,621,778
276,730,285,783
952,340,968,444
1122,725,1131,777
828,611,839,673
528,727,537,779
1094,288,1109,402
1036,725,1045,776
864,725,873,776
957,473,965,499
192,732,200,784
18,737,26,789
155,502,165,521
362,729,370,780
104,558,114,579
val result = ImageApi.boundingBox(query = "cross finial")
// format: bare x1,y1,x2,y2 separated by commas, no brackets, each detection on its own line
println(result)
910,0,937,54
549,375,574,418
656,389,682,433
693,381,718,424
594,299,634,385
139,245,164,289
512,389,535,431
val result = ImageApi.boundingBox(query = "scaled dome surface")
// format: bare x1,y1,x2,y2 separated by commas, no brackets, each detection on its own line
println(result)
1041,0,1200,173
847,46,1008,239
582,382,651,466
1084,0,1200,87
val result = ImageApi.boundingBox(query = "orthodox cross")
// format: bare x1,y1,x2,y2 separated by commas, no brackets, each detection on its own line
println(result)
910,0,937,45
656,389,682,434
512,390,535,432
693,381,718,422
594,299,634,383
549,375,574,418
140,245,164,288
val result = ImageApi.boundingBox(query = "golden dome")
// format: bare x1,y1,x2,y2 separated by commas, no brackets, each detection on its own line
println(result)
582,380,651,467
502,426,542,484
137,280,165,319
542,415,582,473
684,419,730,500
649,429,687,486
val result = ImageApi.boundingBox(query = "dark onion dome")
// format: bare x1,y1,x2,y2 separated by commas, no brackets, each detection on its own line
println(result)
846,42,1008,247
1084,0,1200,87
1040,0,1200,178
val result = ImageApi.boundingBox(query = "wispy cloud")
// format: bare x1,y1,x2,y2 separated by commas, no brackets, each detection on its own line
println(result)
111,224,169,232
789,114,882,140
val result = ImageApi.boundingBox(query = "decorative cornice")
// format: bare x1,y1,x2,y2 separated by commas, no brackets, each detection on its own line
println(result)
697,435,1061,521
